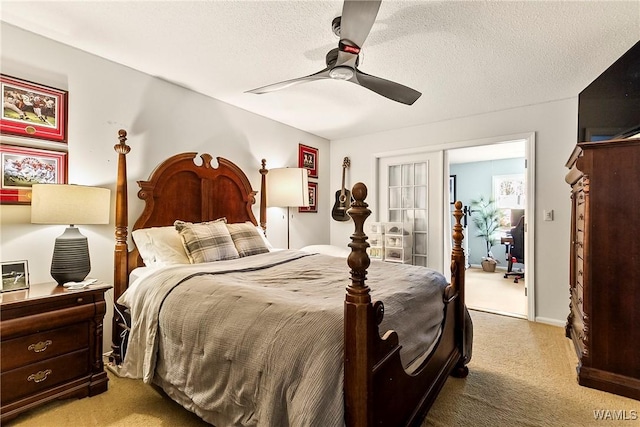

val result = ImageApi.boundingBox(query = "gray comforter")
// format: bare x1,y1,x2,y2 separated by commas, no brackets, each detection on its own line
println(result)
118,250,449,427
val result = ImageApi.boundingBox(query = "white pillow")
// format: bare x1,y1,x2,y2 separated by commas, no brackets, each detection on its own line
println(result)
132,226,190,267
300,245,351,258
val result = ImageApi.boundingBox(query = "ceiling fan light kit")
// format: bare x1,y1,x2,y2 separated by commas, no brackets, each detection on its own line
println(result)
329,66,354,81
247,0,421,105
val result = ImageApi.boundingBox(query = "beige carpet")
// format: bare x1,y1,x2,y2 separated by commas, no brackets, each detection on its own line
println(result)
7,311,637,427
424,311,637,427
465,267,527,317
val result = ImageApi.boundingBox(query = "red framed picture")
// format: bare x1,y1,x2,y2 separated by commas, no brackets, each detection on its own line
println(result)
298,144,318,178
1,74,68,143
299,182,318,213
1,144,68,205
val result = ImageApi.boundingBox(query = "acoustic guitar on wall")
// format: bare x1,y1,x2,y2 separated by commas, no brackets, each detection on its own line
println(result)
332,157,351,222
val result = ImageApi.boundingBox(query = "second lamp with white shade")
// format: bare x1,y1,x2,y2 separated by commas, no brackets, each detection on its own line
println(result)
267,168,309,249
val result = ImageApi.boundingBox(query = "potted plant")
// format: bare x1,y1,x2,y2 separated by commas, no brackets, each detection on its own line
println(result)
470,196,503,272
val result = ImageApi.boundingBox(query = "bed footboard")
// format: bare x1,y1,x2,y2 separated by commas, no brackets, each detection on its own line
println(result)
344,184,468,427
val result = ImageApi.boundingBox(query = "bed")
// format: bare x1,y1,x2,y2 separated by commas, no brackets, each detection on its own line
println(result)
110,129,471,426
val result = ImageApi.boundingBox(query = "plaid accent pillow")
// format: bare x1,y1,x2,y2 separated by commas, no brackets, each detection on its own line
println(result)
226,222,270,257
175,219,239,263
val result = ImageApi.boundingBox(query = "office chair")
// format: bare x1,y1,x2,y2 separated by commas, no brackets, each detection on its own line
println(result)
510,209,525,227
504,215,525,283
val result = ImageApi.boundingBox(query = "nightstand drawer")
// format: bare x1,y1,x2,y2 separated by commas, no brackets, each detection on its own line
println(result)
1,292,97,321
1,322,89,371
1,349,89,405
1,301,96,339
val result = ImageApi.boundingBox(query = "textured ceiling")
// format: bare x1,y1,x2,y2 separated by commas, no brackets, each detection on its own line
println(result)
2,1,639,140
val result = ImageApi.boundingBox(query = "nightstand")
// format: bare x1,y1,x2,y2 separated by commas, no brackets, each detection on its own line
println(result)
0,282,111,423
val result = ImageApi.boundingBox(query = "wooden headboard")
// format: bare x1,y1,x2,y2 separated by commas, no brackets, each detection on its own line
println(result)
112,130,268,361
134,153,259,229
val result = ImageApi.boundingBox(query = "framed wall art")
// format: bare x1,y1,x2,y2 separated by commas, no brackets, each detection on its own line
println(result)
449,175,457,204
298,144,318,179
1,74,68,143
299,181,318,213
1,144,68,205
493,173,525,209
1,260,29,293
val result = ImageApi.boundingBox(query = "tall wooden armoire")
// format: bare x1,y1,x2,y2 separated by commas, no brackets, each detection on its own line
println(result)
565,137,640,401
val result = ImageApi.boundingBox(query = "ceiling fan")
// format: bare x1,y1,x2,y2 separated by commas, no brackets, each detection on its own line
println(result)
246,0,421,105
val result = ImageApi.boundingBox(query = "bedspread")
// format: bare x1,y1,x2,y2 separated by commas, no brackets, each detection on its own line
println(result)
118,250,449,426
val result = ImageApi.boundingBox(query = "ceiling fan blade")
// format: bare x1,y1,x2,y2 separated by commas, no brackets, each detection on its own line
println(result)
246,68,331,94
354,69,422,105
340,0,382,48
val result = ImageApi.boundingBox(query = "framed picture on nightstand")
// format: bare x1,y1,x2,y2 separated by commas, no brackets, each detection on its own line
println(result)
1,260,29,292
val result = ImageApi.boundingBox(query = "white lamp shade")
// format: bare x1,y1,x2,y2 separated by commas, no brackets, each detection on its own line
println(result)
31,184,111,225
267,168,310,207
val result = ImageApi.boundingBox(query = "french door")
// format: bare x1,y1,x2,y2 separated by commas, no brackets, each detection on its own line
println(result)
378,152,444,270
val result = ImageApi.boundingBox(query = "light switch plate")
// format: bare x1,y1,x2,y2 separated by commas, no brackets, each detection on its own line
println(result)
544,210,554,221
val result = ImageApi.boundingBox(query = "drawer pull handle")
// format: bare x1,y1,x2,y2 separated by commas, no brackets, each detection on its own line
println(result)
27,369,52,383
28,340,52,353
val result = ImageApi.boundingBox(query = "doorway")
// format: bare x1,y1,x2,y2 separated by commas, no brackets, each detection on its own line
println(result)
447,137,532,319
372,132,535,320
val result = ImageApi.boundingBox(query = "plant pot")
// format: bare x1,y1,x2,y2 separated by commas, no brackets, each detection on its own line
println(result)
481,259,497,272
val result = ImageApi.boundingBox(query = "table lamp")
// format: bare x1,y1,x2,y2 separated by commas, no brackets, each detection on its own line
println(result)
267,168,309,249
31,184,110,285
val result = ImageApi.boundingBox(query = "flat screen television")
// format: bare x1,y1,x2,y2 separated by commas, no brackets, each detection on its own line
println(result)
577,40,640,142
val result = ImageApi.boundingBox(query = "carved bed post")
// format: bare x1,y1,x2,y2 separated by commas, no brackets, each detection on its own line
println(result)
344,182,373,427
112,129,130,364
450,200,469,376
259,159,268,234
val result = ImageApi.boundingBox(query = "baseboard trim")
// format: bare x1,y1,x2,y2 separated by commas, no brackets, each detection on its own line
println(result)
534,316,565,327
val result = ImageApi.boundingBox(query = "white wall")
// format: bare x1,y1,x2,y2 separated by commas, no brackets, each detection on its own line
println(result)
329,99,577,325
1,22,581,336
0,24,330,350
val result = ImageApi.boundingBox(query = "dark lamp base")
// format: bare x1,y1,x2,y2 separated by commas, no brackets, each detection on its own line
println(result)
50,226,91,285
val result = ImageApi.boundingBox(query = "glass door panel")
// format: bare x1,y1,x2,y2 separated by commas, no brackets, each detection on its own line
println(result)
378,151,444,271
386,161,428,265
